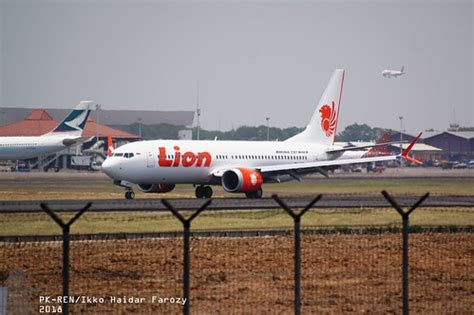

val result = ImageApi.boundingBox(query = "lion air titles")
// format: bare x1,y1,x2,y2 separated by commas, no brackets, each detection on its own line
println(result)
158,146,212,167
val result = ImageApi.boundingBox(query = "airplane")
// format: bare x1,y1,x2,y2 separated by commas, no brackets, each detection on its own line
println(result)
0,101,93,160
101,70,421,200
382,66,405,78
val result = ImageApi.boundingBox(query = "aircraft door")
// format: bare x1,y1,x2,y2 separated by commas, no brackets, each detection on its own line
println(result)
147,151,155,168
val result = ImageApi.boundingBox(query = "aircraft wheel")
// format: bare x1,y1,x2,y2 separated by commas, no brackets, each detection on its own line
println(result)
203,186,213,199
125,191,135,200
245,188,263,199
195,186,205,198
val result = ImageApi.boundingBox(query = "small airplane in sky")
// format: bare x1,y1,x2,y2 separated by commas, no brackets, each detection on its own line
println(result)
0,101,93,160
101,70,421,199
382,66,405,78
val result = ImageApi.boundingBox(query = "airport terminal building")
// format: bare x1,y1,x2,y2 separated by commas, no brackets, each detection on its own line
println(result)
0,107,195,171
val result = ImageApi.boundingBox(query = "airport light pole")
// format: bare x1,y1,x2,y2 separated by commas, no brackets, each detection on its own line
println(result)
96,104,102,142
196,81,201,140
266,117,270,141
196,108,201,140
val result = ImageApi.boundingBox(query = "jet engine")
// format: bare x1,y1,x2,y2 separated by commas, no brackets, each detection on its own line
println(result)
221,168,263,193
137,183,176,193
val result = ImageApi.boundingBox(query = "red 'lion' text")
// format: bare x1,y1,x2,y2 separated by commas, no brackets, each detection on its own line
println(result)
158,146,212,167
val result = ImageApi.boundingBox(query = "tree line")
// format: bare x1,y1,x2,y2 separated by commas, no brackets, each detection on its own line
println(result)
116,122,390,142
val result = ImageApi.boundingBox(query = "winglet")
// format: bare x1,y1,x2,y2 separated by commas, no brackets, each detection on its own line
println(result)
401,132,423,165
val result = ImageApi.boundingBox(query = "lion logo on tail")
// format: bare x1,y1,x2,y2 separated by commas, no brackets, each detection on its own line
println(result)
319,101,337,137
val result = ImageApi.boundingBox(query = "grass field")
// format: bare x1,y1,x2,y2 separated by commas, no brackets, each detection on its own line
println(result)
1,207,472,236
0,173,472,235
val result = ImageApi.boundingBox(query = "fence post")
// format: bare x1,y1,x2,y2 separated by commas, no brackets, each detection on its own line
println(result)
40,202,92,315
161,199,212,315
272,194,322,315
381,191,429,315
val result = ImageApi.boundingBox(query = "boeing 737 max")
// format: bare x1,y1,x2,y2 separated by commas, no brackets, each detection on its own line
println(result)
0,101,93,160
101,70,421,199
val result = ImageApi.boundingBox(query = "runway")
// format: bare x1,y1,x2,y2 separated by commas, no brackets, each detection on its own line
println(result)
0,194,472,213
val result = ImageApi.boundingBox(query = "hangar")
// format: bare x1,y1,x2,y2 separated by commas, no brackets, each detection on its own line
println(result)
422,131,474,160
0,107,195,127
389,130,474,161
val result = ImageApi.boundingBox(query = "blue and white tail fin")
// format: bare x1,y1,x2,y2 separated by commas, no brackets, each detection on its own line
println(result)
286,69,345,145
48,101,93,136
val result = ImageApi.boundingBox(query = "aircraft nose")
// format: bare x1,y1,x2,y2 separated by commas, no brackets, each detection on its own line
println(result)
101,158,121,179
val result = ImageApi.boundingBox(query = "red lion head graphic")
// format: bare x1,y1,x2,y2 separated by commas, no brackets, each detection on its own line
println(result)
319,101,337,137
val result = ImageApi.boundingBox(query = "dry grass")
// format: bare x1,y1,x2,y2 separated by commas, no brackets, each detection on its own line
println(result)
1,233,472,313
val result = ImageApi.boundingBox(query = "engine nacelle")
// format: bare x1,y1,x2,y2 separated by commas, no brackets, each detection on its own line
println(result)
221,168,263,193
137,183,176,193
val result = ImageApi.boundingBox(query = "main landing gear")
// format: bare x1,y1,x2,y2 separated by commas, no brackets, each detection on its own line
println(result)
245,188,263,199
195,185,213,199
125,189,135,200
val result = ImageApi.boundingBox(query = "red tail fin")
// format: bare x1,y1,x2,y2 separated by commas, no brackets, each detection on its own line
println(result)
107,136,114,156
401,132,422,165
364,130,392,157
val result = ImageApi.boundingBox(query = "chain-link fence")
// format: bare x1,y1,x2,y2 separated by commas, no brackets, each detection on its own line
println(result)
0,231,472,314
0,194,473,314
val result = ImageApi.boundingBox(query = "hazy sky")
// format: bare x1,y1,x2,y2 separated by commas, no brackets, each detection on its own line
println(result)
1,0,472,134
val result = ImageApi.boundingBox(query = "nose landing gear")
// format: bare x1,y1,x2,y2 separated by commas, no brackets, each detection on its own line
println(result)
113,180,136,200
195,185,213,199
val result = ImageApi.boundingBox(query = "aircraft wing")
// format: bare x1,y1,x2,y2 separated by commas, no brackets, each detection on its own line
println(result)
326,141,408,154
257,155,397,174
259,132,422,174
211,133,422,178
211,154,399,179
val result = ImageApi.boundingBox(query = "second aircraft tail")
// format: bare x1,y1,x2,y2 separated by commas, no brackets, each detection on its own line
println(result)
47,101,93,136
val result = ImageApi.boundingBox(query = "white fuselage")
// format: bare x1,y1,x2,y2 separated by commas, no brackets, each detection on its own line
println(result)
102,139,352,185
382,70,405,78
0,135,70,160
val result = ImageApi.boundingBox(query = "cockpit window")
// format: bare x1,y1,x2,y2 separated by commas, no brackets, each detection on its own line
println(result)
114,153,124,157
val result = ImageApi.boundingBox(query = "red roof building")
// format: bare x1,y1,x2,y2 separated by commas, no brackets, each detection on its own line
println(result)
0,109,139,139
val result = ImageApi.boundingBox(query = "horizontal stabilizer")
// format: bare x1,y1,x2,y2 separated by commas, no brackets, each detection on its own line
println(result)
62,136,94,146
